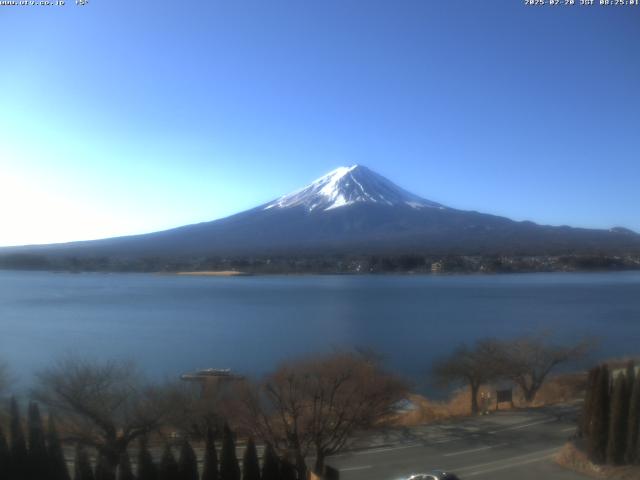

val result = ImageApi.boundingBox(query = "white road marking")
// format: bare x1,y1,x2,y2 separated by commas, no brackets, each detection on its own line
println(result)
340,465,373,472
455,447,559,477
333,417,564,460
465,453,555,476
348,444,422,456
488,419,556,434
561,426,576,432
442,443,507,457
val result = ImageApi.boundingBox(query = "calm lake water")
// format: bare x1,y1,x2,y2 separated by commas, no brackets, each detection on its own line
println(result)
1,270,639,391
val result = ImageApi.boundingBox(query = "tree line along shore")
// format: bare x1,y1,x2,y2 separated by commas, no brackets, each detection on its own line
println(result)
1,252,640,274
0,332,604,480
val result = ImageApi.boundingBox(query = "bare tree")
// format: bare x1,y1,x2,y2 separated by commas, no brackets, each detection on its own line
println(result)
240,351,407,477
158,381,219,439
432,339,503,415
33,357,170,475
497,334,592,403
159,379,246,440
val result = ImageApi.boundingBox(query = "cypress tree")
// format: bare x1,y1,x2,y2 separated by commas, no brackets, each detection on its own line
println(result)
9,397,29,480
201,428,218,480
260,444,279,480
606,374,629,465
27,402,49,480
580,366,599,437
137,437,158,480
0,425,10,480
117,452,136,480
75,445,96,480
219,424,240,480
178,440,198,480
242,438,260,480
626,361,636,393
95,453,117,480
48,414,71,480
588,364,610,464
278,460,296,480
159,445,180,480
626,370,640,464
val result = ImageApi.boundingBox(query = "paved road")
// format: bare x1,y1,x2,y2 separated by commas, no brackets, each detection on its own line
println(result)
326,405,588,480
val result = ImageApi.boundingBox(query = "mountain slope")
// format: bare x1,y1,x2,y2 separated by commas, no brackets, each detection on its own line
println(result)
263,165,443,212
3,165,640,259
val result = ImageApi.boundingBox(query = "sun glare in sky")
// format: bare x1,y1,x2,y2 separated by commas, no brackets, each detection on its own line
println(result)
1,163,136,247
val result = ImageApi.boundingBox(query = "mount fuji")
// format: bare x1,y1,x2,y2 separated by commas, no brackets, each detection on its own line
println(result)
263,165,443,212
3,165,640,262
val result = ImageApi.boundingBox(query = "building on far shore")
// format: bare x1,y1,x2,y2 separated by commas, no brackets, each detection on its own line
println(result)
431,261,443,273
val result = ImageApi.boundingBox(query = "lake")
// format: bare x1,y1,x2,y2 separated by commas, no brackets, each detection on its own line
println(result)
1,270,639,392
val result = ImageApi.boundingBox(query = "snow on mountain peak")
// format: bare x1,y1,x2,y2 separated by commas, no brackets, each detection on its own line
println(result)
264,165,444,212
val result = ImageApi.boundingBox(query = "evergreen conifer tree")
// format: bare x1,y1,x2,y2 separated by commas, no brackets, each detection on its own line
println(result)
137,437,158,480
178,440,199,480
117,452,136,480
626,361,635,392
606,374,629,465
47,414,71,480
219,424,240,480
75,445,96,480
580,366,599,437
625,370,640,464
242,438,260,480
9,397,29,480
201,428,218,480
260,445,279,480
278,460,296,480
159,445,180,480
588,364,610,463
27,402,49,480
95,453,117,480
0,425,10,480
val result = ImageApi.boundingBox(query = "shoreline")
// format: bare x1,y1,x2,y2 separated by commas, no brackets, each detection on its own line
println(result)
173,270,250,277
2,268,640,277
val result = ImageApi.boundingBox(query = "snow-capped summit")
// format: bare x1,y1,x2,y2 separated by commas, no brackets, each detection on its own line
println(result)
264,165,444,212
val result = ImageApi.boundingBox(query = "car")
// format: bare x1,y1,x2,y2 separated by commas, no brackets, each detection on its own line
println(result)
406,471,461,480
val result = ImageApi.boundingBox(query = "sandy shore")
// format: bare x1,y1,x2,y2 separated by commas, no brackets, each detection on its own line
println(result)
175,271,249,276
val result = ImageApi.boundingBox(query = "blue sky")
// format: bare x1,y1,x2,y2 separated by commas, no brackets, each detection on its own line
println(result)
1,0,639,246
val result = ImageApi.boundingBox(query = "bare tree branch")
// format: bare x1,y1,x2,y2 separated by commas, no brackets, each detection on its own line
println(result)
432,339,503,415
239,351,407,476
496,334,593,402
32,356,171,474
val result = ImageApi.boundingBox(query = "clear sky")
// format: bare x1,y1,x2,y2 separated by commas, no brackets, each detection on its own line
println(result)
1,0,639,246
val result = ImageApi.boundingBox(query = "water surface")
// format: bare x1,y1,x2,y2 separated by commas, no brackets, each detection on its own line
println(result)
1,270,639,390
